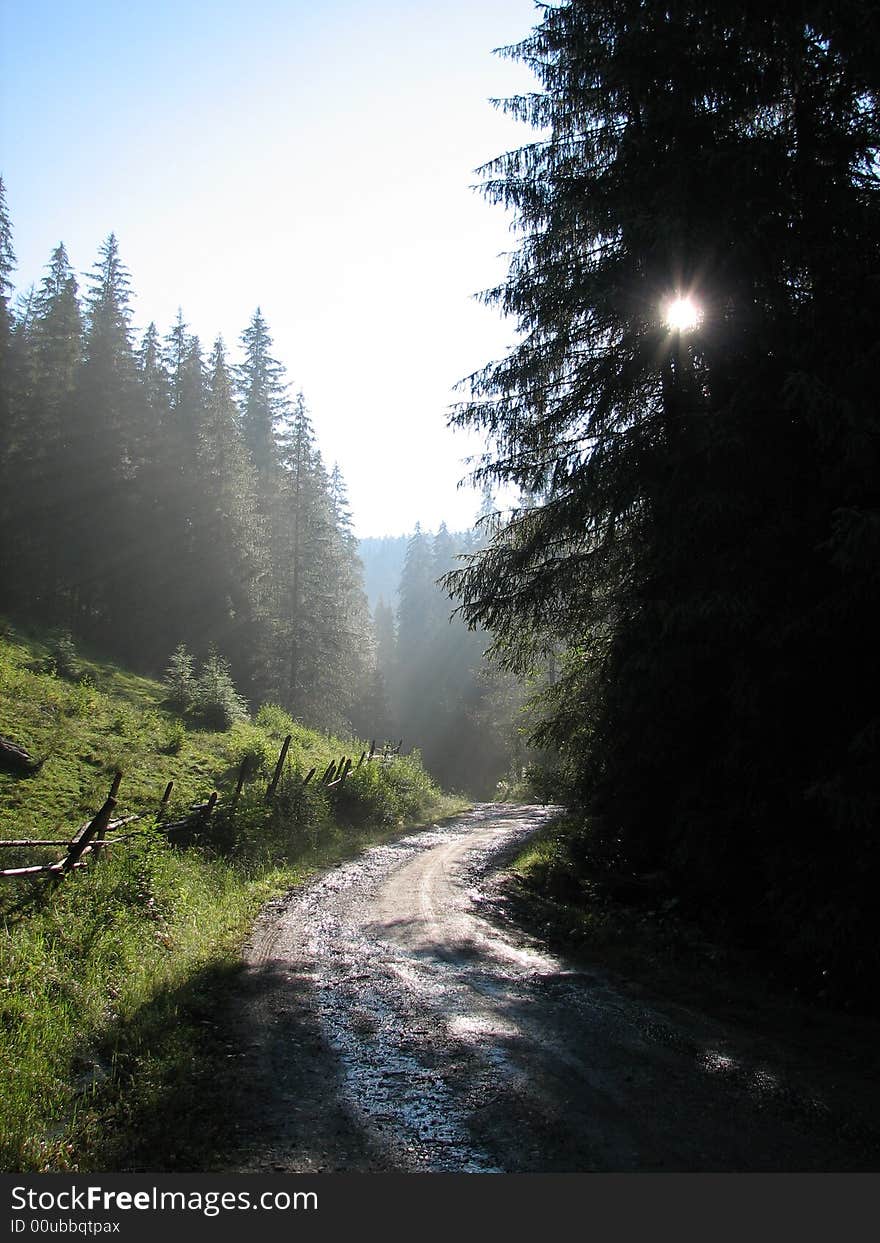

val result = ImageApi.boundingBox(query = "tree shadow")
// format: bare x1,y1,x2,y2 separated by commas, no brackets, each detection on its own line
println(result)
80,954,387,1173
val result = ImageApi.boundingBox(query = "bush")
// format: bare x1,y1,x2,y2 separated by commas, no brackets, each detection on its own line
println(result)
224,721,276,774
254,703,297,738
162,719,186,755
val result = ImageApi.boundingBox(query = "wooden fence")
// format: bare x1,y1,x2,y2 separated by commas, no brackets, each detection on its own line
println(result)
0,734,403,883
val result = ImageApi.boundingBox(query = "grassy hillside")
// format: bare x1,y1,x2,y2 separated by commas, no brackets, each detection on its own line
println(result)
0,621,460,1171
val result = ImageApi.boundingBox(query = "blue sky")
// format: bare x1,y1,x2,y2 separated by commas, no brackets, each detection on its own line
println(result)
1,0,542,536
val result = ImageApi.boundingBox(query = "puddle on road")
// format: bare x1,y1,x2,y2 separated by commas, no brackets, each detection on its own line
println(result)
315,960,503,1172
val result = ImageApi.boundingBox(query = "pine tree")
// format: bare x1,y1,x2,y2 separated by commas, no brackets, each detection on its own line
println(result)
325,462,376,734
0,176,17,608
0,176,14,387
448,1,880,992
10,243,83,617
193,337,267,679
236,307,287,477
271,394,339,721
71,233,138,635
119,321,174,663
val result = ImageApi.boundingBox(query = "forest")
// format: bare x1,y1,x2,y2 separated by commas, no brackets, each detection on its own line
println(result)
0,214,380,734
361,524,539,796
0,203,528,796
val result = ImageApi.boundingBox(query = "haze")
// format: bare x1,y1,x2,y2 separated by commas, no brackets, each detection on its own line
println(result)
0,0,539,535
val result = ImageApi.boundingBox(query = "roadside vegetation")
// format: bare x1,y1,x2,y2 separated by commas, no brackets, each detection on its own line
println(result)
0,622,460,1171
508,811,876,1022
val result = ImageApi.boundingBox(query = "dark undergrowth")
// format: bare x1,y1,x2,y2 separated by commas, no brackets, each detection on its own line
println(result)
509,814,880,1020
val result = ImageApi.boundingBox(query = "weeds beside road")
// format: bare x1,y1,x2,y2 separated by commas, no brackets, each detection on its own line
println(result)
0,624,461,1171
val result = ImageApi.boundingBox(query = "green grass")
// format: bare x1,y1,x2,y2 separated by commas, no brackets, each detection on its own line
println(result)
0,620,463,1171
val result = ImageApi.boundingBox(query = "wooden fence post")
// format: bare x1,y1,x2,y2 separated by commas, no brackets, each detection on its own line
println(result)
266,735,292,802
61,774,121,876
91,771,122,866
228,756,249,819
157,780,174,823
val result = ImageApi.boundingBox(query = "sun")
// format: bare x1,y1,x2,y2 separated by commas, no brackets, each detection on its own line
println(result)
664,295,702,332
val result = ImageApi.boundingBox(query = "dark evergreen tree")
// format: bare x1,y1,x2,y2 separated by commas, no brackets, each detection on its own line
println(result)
125,321,174,663
194,337,267,681
71,233,138,635
448,1,880,997
0,178,15,403
13,244,83,616
0,177,18,609
236,307,287,477
270,396,374,730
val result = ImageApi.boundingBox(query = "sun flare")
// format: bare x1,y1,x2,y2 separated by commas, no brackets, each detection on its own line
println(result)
664,295,702,332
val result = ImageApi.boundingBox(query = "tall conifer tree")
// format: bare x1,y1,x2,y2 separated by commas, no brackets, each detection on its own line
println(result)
15,244,83,615
236,307,287,477
72,233,137,634
448,0,880,988
0,177,18,608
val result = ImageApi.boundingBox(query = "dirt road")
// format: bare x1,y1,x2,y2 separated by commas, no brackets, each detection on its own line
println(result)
224,803,880,1172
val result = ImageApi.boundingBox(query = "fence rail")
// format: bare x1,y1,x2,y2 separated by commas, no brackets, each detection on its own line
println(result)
0,732,404,883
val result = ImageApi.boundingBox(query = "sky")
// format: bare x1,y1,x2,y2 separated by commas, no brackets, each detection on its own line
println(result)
0,0,543,537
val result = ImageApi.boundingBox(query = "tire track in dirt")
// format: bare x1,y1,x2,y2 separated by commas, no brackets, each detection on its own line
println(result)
223,803,880,1172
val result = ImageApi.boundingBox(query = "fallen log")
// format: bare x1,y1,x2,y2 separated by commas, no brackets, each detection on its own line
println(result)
0,860,88,879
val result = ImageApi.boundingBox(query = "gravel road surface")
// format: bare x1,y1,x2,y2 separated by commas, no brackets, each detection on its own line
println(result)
223,803,880,1172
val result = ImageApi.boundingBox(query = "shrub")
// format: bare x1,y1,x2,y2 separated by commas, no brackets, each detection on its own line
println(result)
224,721,275,773
162,719,186,755
254,703,297,738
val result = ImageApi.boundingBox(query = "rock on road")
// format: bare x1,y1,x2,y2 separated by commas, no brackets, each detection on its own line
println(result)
224,803,880,1172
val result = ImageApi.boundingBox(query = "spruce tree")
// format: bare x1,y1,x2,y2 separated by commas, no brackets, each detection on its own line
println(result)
236,307,287,477
121,322,174,663
194,337,267,681
0,176,14,393
72,233,138,635
272,394,339,721
12,244,83,617
448,1,880,993
0,177,17,609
